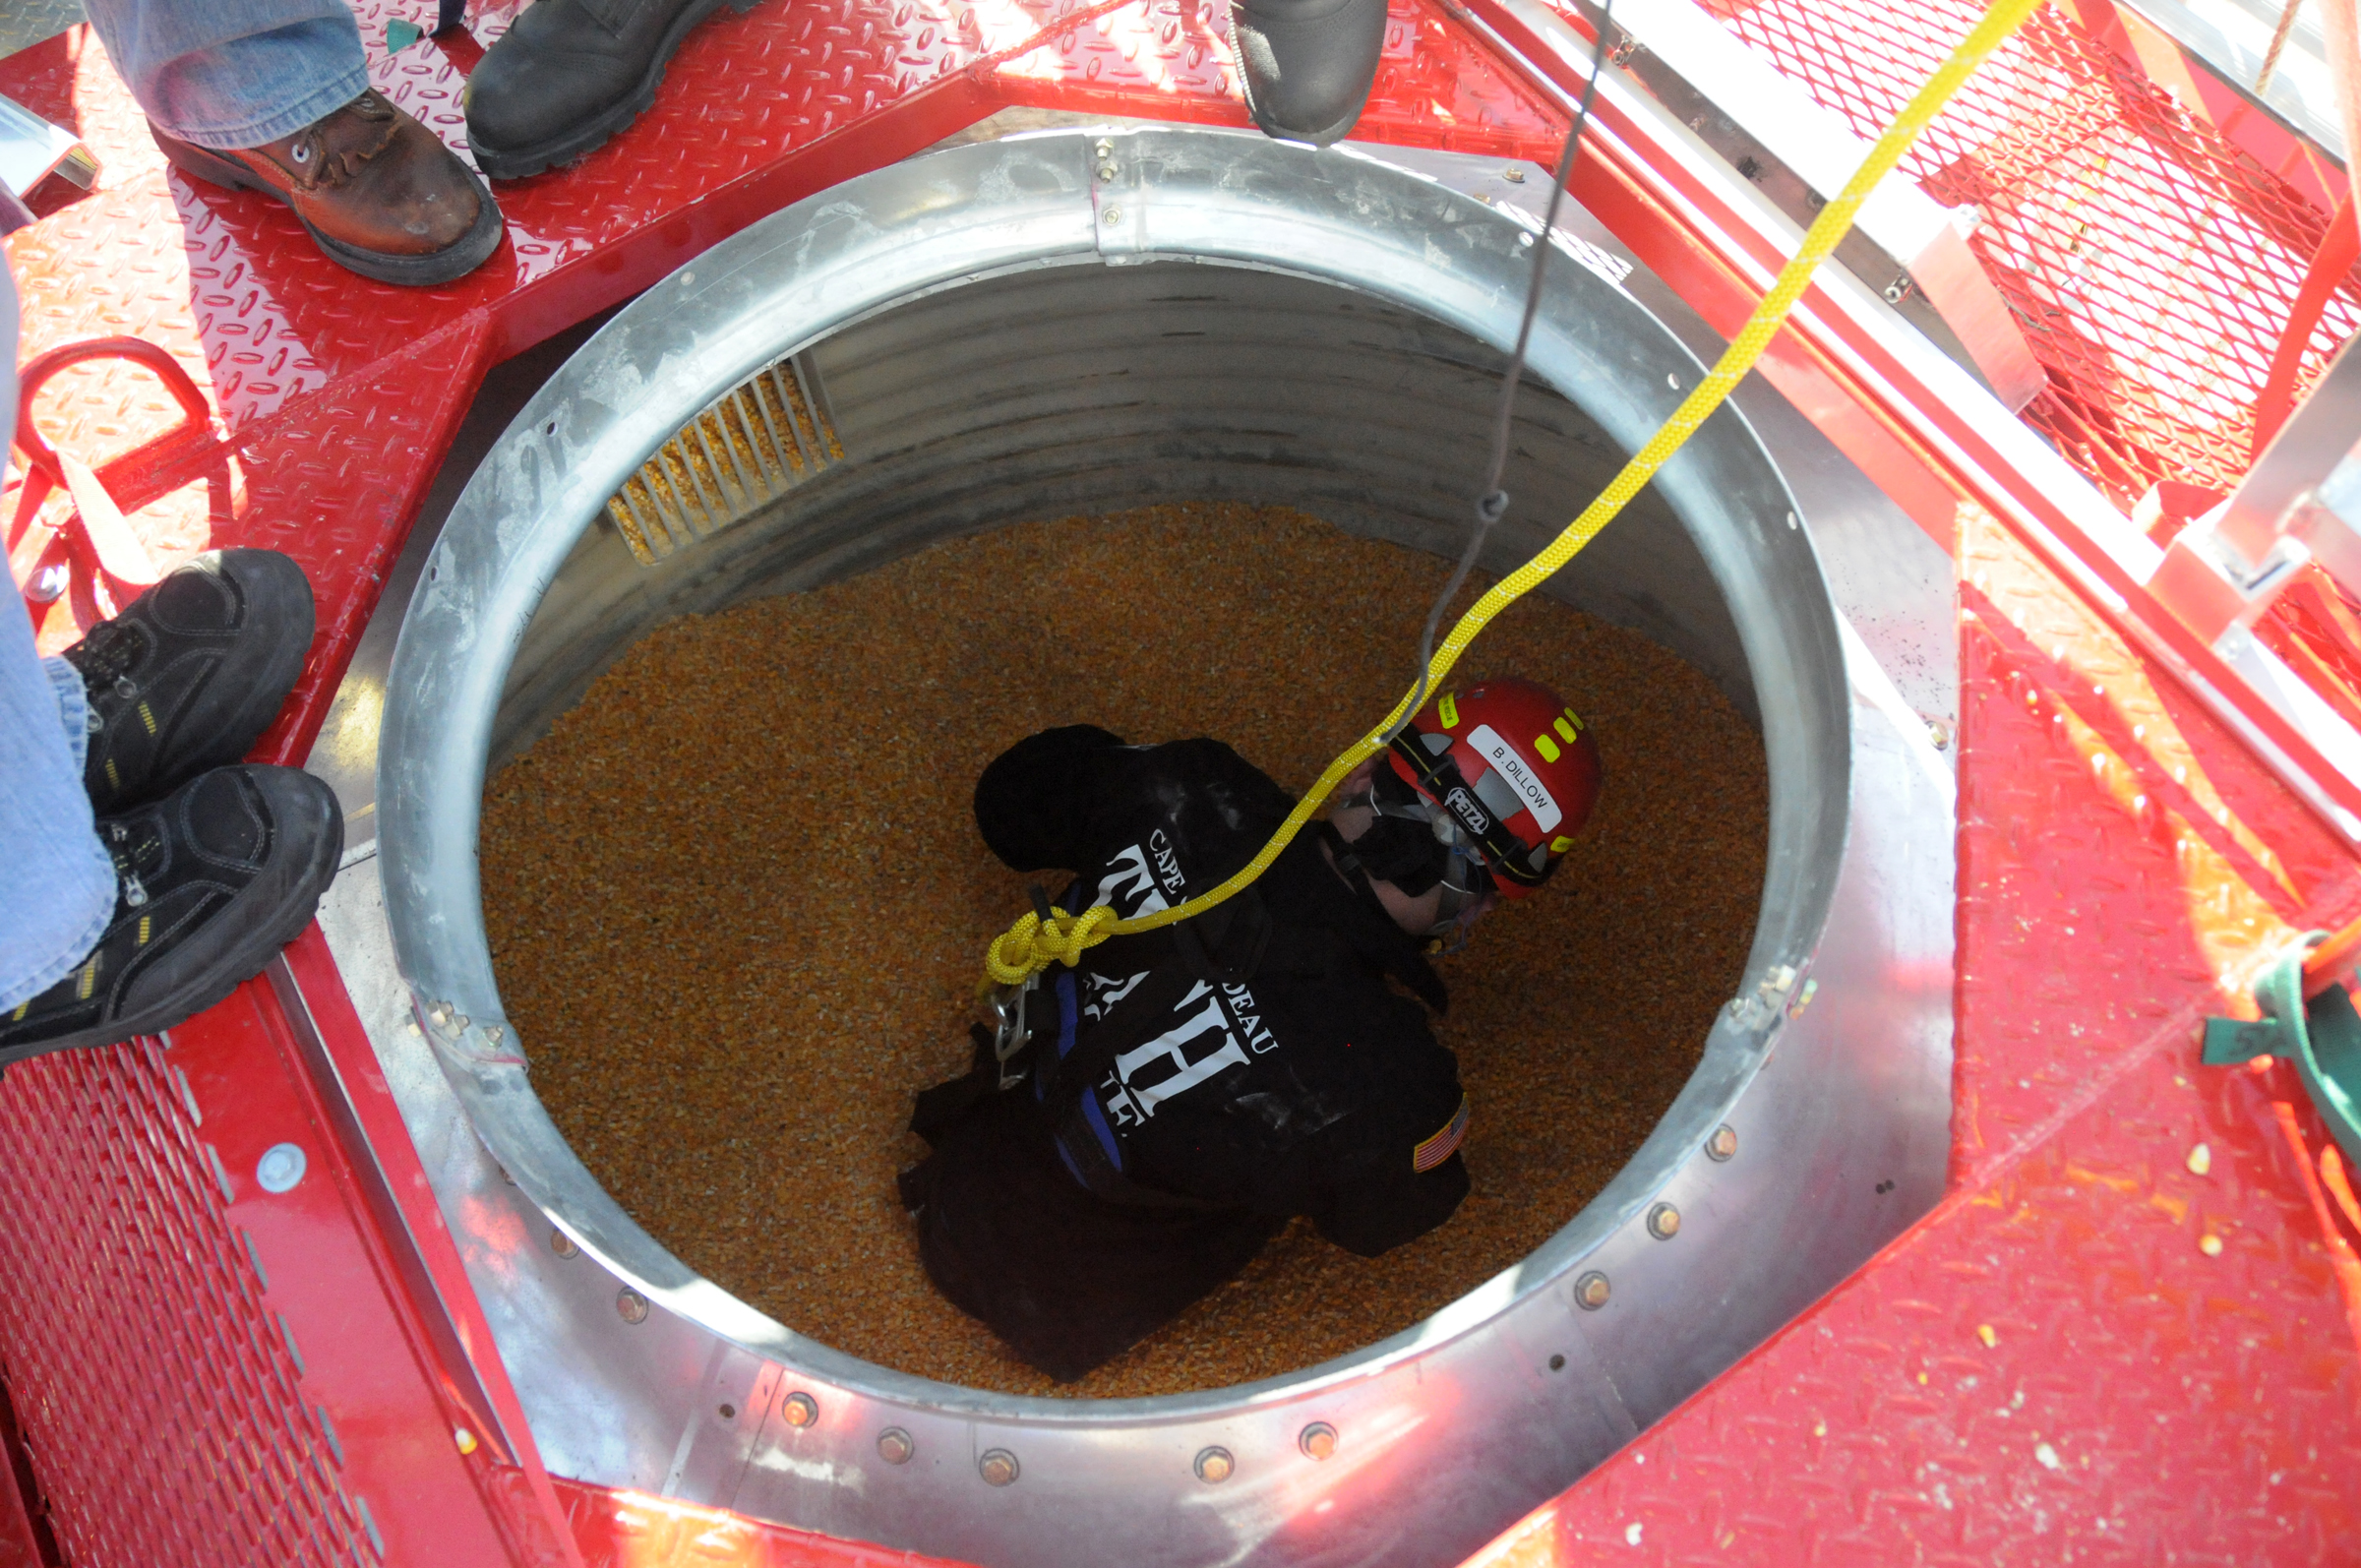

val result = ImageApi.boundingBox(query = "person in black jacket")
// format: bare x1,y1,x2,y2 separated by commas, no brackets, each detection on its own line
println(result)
900,678,1604,1381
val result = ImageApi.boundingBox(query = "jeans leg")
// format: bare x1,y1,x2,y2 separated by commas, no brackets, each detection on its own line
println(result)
0,261,114,1014
80,0,369,150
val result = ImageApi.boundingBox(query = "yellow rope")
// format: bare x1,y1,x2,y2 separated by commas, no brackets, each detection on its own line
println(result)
981,0,2041,990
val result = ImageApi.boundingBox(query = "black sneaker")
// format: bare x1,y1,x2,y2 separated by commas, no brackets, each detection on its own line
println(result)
64,549,316,815
463,0,763,181
0,766,343,1064
1230,0,1388,148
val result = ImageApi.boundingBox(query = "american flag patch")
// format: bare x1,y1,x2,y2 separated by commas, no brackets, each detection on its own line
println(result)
1413,1095,1471,1172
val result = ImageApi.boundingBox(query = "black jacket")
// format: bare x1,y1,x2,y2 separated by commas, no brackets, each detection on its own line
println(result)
904,726,1472,1380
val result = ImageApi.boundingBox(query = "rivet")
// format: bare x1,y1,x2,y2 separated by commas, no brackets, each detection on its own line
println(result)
1102,206,1122,225
781,1392,818,1427
550,1228,577,1257
979,1447,1020,1486
1706,1124,1738,1162
878,1427,914,1465
1927,719,1953,750
1501,166,1526,182
454,1426,477,1455
616,1288,648,1324
1575,1271,1611,1309
1194,1446,1234,1482
1648,1202,1681,1239
1547,1354,1567,1372
1094,138,1114,155
255,1143,307,1193
1299,1421,1336,1460
718,1403,737,1419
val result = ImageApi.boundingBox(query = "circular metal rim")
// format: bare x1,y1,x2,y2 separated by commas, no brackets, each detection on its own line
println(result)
378,126,1852,1423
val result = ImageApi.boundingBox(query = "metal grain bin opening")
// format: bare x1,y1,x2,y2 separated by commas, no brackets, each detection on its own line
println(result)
377,128,1953,1568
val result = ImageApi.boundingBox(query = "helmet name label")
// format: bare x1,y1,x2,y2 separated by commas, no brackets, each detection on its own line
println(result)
1467,724,1563,832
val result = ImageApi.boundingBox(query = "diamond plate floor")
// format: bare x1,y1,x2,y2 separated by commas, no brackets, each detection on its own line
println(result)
0,0,80,64
1463,506,2361,1564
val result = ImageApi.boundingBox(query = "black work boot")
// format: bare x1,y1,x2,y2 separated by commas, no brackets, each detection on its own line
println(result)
464,0,764,180
1230,0,1388,148
64,549,316,816
0,766,343,1064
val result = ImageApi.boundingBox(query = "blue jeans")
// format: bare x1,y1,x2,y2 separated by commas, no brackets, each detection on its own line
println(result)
0,263,116,1013
80,0,368,151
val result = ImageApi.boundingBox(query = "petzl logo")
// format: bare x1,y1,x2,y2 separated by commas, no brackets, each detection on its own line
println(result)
1445,786,1489,835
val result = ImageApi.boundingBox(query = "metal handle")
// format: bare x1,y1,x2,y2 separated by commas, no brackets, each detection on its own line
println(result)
13,334,212,487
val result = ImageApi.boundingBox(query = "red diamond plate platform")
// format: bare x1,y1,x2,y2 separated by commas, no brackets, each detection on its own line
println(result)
1463,507,2361,1564
7,0,2361,1560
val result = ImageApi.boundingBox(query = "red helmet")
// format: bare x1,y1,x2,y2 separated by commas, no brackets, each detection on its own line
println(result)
1384,677,1604,900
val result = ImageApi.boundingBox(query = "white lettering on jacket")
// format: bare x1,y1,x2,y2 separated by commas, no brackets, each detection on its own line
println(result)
1112,982,1250,1120
1147,829,1187,898
1096,842,1170,917
1101,976,1278,1122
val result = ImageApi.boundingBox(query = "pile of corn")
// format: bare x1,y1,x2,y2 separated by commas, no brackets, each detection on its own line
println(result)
480,503,1767,1397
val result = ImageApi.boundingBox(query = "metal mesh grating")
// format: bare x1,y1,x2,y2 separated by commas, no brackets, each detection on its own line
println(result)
604,351,842,565
1694,0,2361,508
0,1039,383,1567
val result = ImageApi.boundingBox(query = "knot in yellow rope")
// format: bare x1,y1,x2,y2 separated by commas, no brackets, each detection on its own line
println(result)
983,901,1120,987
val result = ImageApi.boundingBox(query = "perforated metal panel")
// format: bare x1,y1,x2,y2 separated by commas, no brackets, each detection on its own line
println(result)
0,1039,382,1567
605,352,840,564
1693,0,2361,508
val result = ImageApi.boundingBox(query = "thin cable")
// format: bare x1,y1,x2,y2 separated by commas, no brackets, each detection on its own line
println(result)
2255,0,2305,93
1386,0,1617,743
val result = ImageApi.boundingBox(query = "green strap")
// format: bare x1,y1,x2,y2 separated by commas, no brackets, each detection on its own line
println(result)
2203,935,2361,1171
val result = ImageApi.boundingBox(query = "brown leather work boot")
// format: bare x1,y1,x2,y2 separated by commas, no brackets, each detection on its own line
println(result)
150,90,503,287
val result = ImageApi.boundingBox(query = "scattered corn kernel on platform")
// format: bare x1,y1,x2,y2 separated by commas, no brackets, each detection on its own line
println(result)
479,503,1766,1395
